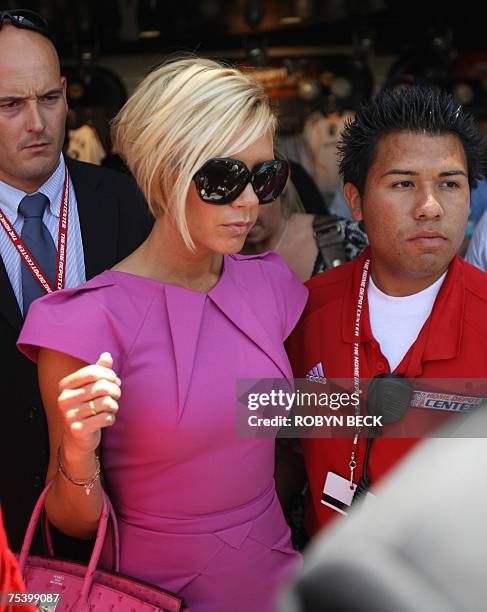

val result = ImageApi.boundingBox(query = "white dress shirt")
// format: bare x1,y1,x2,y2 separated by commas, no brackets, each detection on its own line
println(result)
0,155,85,313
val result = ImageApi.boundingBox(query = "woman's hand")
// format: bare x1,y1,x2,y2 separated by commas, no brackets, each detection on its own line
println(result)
57,352,121,455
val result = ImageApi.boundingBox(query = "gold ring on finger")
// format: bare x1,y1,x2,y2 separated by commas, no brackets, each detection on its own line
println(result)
88,400,97,416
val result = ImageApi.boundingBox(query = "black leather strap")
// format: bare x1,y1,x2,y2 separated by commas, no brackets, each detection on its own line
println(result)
312,214,347,270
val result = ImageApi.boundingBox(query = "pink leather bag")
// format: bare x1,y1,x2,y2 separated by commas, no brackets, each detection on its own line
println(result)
17,482,188,611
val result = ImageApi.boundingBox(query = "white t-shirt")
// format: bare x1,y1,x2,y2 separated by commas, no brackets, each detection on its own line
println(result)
367,272,447,372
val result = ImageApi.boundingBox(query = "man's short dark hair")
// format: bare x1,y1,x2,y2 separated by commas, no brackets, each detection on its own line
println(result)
338,86,486,194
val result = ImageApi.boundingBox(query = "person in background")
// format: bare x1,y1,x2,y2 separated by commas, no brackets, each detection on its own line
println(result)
17,57,308,612
464,206,487,271
242,160,367,552
242,175,367,282
287,86,487,536
285,159,328,216
467,174,487,228
0,9,153,557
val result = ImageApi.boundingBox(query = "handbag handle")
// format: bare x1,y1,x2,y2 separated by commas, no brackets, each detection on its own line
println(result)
41,484,120,569
18,480,121,607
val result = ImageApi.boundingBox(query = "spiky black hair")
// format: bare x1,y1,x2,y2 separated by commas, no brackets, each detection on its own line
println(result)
338,86,486,194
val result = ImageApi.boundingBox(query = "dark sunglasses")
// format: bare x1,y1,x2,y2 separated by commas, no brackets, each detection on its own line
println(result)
0,9,53,41
193,157,289,205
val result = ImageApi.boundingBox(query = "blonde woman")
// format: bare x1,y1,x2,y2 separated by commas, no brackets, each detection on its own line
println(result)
18,58,307,611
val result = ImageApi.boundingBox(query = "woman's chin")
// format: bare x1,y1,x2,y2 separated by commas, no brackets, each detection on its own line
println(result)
216,235,249,255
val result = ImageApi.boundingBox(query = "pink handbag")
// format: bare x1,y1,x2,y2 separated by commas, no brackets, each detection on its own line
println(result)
17,482,188,611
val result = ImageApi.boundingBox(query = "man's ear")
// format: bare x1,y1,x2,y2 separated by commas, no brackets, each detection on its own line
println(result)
343,182,363,221
60,76,68,110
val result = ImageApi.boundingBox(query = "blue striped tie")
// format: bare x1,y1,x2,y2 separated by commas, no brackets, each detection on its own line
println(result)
18,193,57,316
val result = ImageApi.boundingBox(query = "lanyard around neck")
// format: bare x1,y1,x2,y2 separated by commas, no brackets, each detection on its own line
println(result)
348,257,371,487
0,165,69,294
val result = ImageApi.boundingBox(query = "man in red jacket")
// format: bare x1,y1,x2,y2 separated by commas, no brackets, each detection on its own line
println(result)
287,86,487,535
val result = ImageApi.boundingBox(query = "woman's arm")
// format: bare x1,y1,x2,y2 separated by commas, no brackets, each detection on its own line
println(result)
38,349,121,539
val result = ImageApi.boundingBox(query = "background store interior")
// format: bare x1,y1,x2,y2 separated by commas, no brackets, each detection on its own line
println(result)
7,0,487,212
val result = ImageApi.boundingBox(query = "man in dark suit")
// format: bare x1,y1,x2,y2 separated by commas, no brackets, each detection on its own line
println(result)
0,11,153,553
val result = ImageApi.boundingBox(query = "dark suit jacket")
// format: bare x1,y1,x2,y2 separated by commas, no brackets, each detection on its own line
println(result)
0,157,153,554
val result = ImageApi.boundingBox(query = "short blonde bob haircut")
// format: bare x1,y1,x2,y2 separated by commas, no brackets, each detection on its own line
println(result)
111,57,277,248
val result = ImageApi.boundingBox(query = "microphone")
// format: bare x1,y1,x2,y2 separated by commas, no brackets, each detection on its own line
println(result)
366,373,413,425
353,374,413,502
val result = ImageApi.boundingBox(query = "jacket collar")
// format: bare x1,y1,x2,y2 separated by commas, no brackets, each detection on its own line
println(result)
0,157,68,331
342,247,373,345
0,157,118,332
0,258,22,330
342,248,463,363
65,156,118,280
422,254,464,362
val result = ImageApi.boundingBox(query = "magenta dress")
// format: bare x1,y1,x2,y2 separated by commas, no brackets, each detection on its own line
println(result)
18,252,308,612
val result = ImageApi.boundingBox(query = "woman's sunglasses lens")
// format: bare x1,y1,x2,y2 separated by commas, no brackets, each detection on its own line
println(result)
195,159,248,204
253,161,289,204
